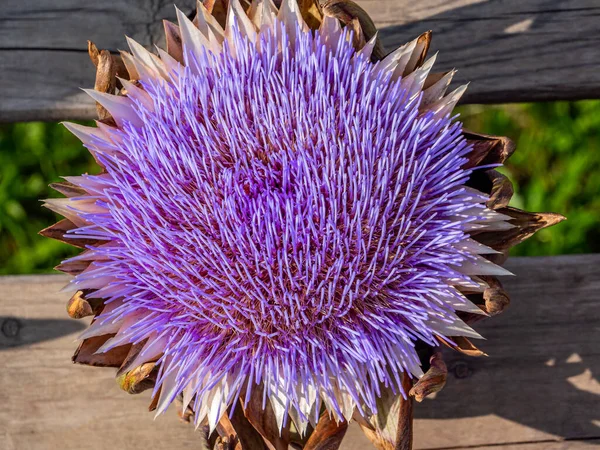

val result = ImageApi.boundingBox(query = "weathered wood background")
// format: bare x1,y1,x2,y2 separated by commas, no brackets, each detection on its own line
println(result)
1,0,600,121
1,255,599,449
1,0,599,449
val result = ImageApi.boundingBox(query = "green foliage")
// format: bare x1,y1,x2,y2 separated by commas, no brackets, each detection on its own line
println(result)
0,101,598,273
458,101,600,256
0,122,97,274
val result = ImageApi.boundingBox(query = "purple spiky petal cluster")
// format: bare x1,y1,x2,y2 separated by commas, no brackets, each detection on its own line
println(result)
47,0,512,433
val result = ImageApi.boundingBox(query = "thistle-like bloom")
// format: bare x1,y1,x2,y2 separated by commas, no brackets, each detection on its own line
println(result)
42,0,562,442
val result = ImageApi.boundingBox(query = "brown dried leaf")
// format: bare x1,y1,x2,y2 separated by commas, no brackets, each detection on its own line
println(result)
423,71,448,90
56,259,92,276
206,0,229,27
480,275,510,315
353,411,379,448
216,413,239,448
216,437,236,450
39,219,100,249
403,31,432,76
348,17,366,50
467,169,514,209
176,393,196,423
357,373,413,450
72,334,131,367
298,0,324,29
88,41,100,67
218,400,268,450
89,41,127,80
475,207,566,253
39,218,75,237
66,291,94,318
486,170,514,209
304,412,347,450
111,54,129,81
120,50,140,80
244,389,291,450
320,0,385,60
464,131,516,169
409,352,447,402
164,20,184,64
457,276,508,323
437,335,486,357
117,340,148,376
203,0,217,12
49,181,86,198
94,49,117,121
149,386,161,411
117,362,157,394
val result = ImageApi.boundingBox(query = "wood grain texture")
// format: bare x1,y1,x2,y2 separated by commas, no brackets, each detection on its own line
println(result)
0,0,194,122
1,255,598,449
359,0,600,105
452,441,600,450
1,0,599,122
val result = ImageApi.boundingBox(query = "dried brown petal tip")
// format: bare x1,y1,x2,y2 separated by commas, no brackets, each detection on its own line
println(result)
73,334,131,367
66,290,94,318
206,0,228,27
164,20,184,64
120,50,140,80
49,181,86,197
117,340,148,376
423,70,450,91
439,335,487,357
218,400,268,450
299,0,324,29
320,0,385,60
356,373,414,450
117,362,157,394
481,276,510,315
39,219,101,249
39,218,75,239
176,393,195,422
486,170,514,209
409,352,447,402
304,412,347,450
476,207,566,253
149,386,161,411
203,0,217,13
56,258,92,276
244,388,291,450
94,49,117,121
464,131,516,168
404,30,432,75
88,40,100,67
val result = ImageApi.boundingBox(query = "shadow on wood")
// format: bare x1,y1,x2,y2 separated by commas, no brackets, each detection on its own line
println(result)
370,0,600,104
0,316,85,349
414,255,600,443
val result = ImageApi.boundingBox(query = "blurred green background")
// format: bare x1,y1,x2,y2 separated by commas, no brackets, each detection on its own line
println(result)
0,100,598,274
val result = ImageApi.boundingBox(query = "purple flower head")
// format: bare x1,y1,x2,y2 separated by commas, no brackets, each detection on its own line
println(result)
47,0,512,433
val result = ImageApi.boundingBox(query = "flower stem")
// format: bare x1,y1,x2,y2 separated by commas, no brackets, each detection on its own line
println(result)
396,374,414,450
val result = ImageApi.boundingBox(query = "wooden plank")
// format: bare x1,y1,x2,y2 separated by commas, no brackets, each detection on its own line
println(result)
0,0,191,123
360,0,600,105
1,255,599,449
445,441,600,450
413,254,600,449
1,0,599,122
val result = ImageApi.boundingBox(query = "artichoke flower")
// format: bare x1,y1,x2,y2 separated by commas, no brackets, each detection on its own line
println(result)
41,0,564,448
